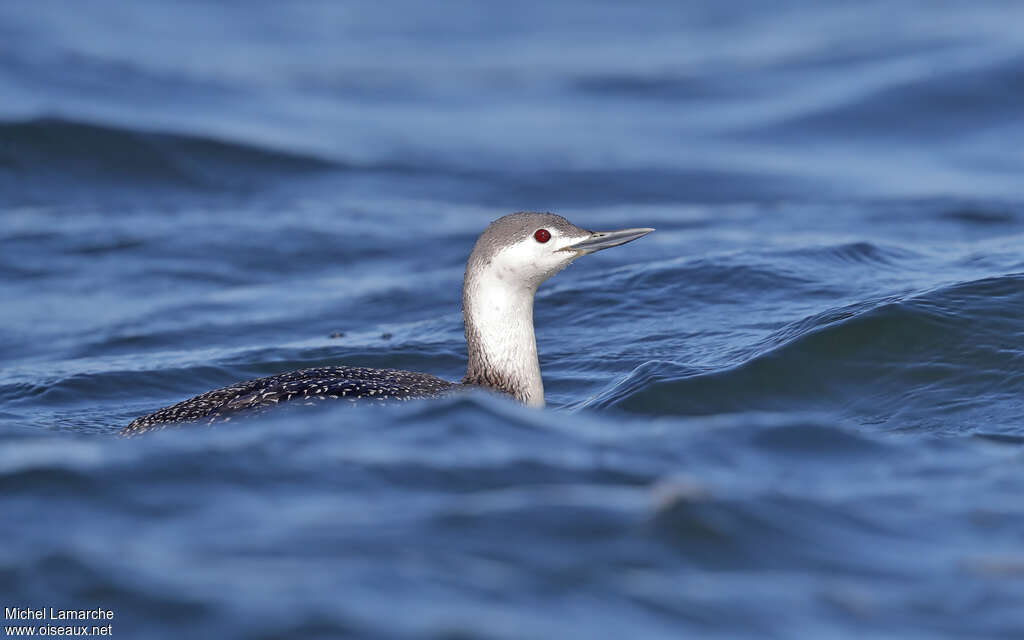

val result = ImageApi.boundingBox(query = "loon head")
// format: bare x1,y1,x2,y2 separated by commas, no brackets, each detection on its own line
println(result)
462,212,654,407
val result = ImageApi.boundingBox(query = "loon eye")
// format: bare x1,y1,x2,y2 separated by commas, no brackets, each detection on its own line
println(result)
534,228,551,243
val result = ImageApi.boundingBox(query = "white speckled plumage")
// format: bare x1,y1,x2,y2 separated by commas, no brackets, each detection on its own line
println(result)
122,212,652,435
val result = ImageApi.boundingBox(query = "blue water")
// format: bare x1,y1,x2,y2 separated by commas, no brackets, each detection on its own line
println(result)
2,1,1024,637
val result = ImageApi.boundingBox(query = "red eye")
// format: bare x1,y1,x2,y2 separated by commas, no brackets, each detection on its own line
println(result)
534,228,551,243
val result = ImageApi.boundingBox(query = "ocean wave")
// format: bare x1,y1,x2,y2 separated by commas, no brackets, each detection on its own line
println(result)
0,117,338,191
782,241,921,267
941,206,1021,226
591,273,1024,432
741,52,1024,142
0,117,821,205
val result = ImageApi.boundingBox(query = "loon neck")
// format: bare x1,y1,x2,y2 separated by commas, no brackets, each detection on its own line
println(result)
461,265,545,407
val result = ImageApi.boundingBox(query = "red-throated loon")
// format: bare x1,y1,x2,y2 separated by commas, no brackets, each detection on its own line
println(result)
121,212,653,435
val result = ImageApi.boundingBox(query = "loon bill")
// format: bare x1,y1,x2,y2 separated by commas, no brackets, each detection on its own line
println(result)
121,212,654,435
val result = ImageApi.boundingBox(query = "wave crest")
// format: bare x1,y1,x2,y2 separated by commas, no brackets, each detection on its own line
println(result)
592,273,1024,433
0,117,337,192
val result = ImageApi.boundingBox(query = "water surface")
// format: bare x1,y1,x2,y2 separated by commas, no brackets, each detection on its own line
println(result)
2,2,1023,637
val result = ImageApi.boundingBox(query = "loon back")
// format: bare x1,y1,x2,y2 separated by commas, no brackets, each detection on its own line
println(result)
121,366,454,436
121,212,652,435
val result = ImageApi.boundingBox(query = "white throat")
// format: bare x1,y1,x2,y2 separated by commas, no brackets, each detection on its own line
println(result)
462,260,545,407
